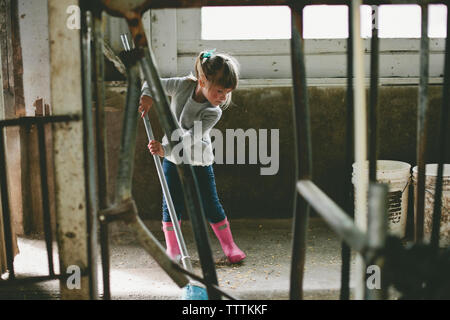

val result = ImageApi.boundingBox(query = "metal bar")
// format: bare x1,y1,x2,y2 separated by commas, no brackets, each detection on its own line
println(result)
289,3,311,300
114,59,140,203
339,214,352,299
99,0,447,16
90,8,111,300
290,196,309,301
430,3,450,250
365,183,388,300
297,180,368,254
142,113,193,272
0,115,80,127
415,2,429,243
36,122,55,277
80,5,99,300
0,269,90,287
0,275,62,286
368,5,379,182
127,16,220,299
0,126,15,279
93,10,109,212
290,8,311,180
99,220,110,300
340,0,354,301
120,34,132,51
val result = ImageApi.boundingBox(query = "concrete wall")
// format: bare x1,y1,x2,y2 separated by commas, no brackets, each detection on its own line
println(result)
104,84,448,221
18,0,51,115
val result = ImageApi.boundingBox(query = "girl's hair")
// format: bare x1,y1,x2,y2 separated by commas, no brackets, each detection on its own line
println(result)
190,50,240,110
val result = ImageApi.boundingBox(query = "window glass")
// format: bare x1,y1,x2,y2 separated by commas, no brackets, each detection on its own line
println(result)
201,6,291,40
201,5,447,40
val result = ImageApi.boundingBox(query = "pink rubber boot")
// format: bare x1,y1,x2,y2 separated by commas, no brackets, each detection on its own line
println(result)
210,218,246,264
162,221,181,261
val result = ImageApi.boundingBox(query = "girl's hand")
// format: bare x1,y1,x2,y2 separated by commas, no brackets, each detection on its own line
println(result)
139,95,153,118
148,140,164,157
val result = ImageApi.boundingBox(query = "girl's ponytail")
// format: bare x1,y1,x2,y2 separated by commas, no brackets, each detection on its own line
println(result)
193,50,240,110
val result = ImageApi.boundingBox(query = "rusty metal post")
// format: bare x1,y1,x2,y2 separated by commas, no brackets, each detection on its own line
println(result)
48,0,93,299
289,3,312,300
365,5,383,301
80,4,100,300
415,2,429,243
87,7,112,300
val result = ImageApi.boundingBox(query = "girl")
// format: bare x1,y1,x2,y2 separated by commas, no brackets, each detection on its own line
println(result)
139,49,246,264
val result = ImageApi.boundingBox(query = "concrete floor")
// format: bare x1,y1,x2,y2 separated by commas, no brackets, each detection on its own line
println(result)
0,217,360,300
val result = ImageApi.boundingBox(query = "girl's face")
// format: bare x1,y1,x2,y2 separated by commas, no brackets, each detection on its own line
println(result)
201,81,233,106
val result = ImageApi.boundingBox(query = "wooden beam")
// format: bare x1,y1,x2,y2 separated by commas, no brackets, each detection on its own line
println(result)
48,0,94,299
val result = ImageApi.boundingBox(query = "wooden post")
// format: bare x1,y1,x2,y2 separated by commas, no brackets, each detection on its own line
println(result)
48,0,94,299
0,0,27,237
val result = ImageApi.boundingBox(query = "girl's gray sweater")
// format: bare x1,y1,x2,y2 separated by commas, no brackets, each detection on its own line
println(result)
142,76,222,166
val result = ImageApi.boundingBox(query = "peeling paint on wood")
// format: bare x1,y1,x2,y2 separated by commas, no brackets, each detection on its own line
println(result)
48,0,91,299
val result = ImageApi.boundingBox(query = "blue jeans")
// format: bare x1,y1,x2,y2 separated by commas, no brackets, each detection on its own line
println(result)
162,158,226,223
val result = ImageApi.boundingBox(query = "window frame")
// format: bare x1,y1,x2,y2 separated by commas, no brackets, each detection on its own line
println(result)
146,8,446,88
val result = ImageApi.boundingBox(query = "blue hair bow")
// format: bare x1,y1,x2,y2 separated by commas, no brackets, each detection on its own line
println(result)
203,48,216,59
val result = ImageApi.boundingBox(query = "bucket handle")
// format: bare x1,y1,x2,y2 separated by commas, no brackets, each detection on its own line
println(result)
400,176,411,194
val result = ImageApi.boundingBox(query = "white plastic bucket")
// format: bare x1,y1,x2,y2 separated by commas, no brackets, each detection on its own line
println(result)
412,164,450,247
352,160,411,238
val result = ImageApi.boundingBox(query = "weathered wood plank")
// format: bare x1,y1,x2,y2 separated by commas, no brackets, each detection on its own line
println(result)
48,0,92,299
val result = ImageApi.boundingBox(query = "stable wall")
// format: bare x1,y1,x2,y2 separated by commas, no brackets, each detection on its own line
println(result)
104,84,447,221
